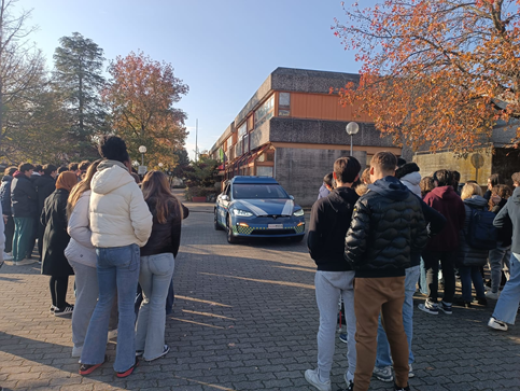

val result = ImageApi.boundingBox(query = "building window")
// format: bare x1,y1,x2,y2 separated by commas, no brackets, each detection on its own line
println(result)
256,166,273,177
255,95,274,127
266,152,274,162
279,92,290,116
238,122,247,138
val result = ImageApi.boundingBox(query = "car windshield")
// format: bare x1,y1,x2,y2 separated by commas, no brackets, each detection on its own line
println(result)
233,183,289,199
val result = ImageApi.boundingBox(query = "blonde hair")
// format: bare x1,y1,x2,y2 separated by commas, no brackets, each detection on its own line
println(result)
461,183,483,200
67,160,101,218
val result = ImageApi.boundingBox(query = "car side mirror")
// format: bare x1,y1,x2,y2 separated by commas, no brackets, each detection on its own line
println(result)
222,195,229,201
289,195,294,200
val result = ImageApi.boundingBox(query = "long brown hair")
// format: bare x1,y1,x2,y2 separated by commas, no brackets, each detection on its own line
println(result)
67,160,101,218
141,170,182,224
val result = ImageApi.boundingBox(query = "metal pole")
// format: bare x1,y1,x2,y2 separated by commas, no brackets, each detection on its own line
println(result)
195,118,198,163
141,153,144,166
350,135,353,156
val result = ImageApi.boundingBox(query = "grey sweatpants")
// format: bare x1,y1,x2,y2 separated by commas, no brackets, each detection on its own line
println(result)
314,270,356,382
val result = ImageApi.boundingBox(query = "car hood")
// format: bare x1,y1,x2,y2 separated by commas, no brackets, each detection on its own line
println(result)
233,198,297,216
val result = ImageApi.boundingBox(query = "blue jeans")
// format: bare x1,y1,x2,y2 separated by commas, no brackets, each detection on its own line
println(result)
376,265,420,367
80,244,140,372
492,252,520,325
136,253,175,361
459,265,485,302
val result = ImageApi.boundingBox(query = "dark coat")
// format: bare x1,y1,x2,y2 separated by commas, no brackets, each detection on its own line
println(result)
423,186,465,252
457,196,490,267
308,187,359,271
0,175,13,216
34,175,56,217
140,198,184,257
411,197,447,266
41,189,73,277
11,173,38,218
494,186,520,253
345,176,428,278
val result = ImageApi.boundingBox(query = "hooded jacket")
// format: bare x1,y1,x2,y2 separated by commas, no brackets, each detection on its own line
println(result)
457,195,490,267
494,186,520,253
0,175,13,216
89,160,153,248
423,186,465,252
308,187,359,271
317,183,331,200
11,172,37,218
396,163,422,197
345,176,428,278
65,190,97,268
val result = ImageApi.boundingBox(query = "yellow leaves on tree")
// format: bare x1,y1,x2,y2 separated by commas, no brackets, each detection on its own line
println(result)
103,50,189,167
334,0,520,151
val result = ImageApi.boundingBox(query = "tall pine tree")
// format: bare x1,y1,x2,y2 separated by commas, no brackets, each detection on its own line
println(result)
54,32,108,158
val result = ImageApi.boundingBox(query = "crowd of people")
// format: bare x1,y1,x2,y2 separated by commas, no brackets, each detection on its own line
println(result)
0,136,185,378
307,154,520,391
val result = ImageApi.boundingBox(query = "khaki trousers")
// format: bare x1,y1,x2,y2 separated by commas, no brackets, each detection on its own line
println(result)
353,276,409,391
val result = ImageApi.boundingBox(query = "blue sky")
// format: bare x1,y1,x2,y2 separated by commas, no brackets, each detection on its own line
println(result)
16,0,370,160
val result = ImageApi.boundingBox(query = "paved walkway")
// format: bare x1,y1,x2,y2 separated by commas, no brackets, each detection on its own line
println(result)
0,202,519,390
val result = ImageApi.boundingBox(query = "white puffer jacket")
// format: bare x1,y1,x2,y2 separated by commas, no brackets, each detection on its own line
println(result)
89,160,152,248
65,190,97,268
400,171,422,197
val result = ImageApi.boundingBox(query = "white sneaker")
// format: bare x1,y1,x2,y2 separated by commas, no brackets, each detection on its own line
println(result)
304,369,331,391
485,291,500,300
372,366,393,382
15,258,38,266
3,252,13,260
488,317,508,331
409,364,415,378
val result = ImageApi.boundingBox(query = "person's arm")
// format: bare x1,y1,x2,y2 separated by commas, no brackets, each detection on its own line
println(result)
67,194,94,249
345,199,370,267
307,200,325,260
419,197,446,236
170,202,183,257
129,183,153,245
494,199,511,229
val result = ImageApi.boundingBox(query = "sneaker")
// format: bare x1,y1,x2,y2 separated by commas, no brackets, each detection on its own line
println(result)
54,305,74,317
344,371,354,390
394,383,411,391
488,317,508,331
409,364,415,378
439,301,452,315
79,356,106,376
418,302,438,315
135,350,144,357
304,369,332,391
116,358,139,378
50,305,57,313
339,333,348,343
3,252,12,260
145,345,170,362
373,366,393,382
485,291,500,300
15,258,38,266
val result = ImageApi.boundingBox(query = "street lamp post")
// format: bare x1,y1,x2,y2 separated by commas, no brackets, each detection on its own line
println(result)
158,162,164,170
346,122,360,156
138,145,147,166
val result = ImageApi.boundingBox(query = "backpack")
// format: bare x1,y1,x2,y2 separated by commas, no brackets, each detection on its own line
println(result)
465,207,497,250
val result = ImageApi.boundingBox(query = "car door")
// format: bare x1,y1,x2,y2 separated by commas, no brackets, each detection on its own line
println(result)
217,183,231,224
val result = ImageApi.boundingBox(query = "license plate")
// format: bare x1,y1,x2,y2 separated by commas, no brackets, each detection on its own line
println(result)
268,224,283,229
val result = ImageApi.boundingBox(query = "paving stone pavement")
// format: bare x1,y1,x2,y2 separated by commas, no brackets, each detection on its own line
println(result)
1,203,520,391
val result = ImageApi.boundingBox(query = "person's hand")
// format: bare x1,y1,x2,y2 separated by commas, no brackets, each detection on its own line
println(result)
3,214,8,224
491,194,501,206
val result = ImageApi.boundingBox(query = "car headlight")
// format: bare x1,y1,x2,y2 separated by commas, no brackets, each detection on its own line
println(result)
233,209,253,217
293,209,304,217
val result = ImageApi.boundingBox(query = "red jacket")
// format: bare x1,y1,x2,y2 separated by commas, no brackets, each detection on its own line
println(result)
423,186,465,252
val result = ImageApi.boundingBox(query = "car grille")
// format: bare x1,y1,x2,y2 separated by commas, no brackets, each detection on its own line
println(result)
251,229,296,236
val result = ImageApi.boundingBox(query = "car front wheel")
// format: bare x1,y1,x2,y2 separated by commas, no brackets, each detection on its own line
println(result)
226,215,238,244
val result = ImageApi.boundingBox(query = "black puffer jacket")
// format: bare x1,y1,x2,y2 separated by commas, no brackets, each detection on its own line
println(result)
11,173,37,218
34,175,56,217
345,176,428,278
308,187,359,271
140,199,186,257
0,175,13,216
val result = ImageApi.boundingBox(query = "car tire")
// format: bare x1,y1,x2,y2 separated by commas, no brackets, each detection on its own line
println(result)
226,215,239,244
291,235,305,243
214,209,223,231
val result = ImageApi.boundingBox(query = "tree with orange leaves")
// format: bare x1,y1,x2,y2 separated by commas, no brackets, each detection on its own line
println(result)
103,50,189,167
334,0,520,151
